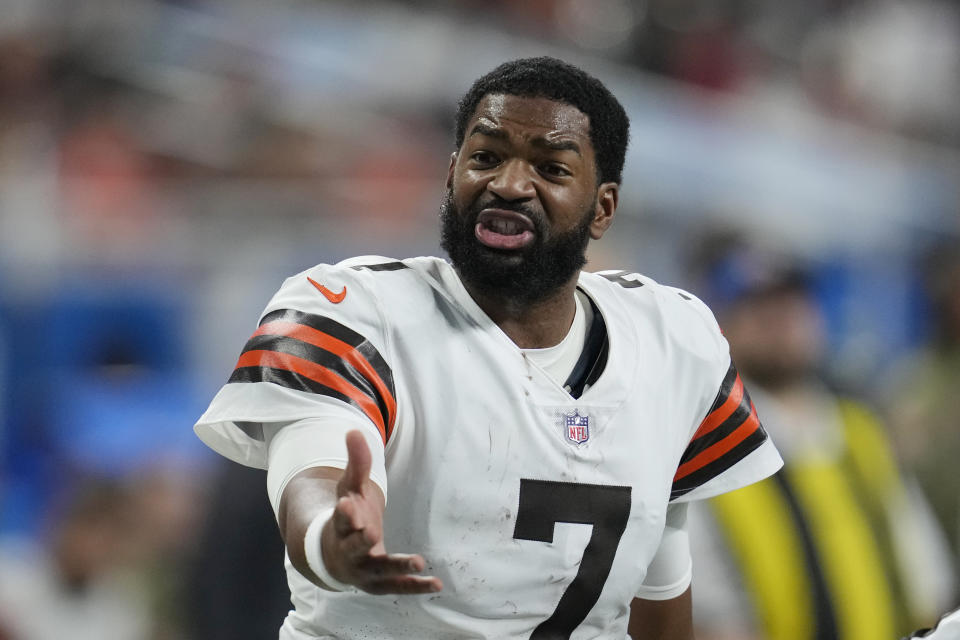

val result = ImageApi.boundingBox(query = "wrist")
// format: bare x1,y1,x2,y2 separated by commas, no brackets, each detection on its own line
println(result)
304,507,355,592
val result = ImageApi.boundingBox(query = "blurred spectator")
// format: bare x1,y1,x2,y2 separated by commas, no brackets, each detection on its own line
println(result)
687,246,956,640
0,33,61,286
826,0,960,142
125,466,207,640
886,244,960,578
58,90,158,247
0,478,151,640
183,462,290,640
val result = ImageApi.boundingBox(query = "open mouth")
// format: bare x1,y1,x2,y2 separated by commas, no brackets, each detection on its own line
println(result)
474,209,536,250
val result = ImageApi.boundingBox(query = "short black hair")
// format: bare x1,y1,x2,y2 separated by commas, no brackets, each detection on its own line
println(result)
454,57,630,185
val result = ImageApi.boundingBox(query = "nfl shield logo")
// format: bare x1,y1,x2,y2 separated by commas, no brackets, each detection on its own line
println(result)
564,410,590,445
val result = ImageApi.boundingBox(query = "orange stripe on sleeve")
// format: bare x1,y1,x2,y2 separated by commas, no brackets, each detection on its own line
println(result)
691,374,744,441
254,320,397,438
674,404,760,481
236,349,388,444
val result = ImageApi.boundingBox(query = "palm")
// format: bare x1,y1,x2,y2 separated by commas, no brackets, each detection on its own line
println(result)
322,430,442,595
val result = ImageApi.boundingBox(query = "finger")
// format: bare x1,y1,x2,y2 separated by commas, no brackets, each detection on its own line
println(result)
335,551,440,591
339,430,372,496
356,553,428,577
384,553,425,572
363,575,444,596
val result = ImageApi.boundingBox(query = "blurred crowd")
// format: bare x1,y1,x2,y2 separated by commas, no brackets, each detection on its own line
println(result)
440,0,960,145
0,0,959,638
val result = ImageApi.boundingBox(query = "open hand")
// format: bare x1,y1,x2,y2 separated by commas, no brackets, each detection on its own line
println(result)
320,430,443,595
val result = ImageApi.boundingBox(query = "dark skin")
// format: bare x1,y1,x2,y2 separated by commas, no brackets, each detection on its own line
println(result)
630,588,694,639
278,94,695,638
447,94,617,347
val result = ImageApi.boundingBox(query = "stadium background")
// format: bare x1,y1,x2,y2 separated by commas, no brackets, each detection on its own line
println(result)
0,0,958,638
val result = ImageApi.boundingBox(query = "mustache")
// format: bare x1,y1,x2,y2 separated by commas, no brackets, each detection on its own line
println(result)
466,195,541,224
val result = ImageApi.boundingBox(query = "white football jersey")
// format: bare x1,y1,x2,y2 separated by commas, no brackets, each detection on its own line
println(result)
195,256,782,640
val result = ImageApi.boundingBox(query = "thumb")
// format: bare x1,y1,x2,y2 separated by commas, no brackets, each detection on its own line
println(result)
339,430,372,497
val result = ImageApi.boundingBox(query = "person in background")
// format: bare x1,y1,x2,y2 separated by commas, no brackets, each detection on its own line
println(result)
886,244,960,578
687,247,956,640
184,461,291,640
0,477,151,640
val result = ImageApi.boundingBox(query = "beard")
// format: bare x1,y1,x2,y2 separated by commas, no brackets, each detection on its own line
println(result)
439,190,594,305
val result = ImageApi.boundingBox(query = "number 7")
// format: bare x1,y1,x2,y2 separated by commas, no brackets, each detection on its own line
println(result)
513,479,632,639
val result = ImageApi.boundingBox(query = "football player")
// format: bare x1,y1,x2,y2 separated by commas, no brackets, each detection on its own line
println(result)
195,57,782,639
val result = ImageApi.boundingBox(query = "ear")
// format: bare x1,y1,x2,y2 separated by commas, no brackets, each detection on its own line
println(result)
446,152,458,190
589,183,619,240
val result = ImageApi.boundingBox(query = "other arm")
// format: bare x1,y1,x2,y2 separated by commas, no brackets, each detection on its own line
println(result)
629,589,694,640
630,502,695,639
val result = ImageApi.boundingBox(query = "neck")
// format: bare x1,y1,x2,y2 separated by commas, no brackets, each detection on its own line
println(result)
461,274,580,349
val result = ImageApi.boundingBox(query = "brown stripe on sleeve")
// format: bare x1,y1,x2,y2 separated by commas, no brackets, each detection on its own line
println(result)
671,363,768,500
227,309,396,443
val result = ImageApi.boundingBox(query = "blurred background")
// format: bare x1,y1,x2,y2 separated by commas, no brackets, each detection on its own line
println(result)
0,0,958,638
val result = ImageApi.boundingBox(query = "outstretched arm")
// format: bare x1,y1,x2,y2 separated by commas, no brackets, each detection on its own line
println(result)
628,589,694,640
277,430,442,594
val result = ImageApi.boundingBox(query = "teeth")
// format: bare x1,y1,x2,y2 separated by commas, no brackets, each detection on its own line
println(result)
490,219,520,235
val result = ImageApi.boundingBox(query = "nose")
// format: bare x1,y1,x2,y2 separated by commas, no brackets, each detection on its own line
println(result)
487,159,536,202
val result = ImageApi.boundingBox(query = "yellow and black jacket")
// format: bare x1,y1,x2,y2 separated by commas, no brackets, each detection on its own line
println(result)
710,400,933,640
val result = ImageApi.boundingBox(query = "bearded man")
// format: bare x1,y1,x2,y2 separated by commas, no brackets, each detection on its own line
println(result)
194,57,782,640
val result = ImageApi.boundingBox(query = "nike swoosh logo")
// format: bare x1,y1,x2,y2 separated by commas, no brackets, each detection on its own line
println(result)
307,277,347,303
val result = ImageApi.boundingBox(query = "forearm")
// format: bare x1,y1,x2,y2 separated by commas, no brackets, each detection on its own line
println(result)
628,589,695,640
269,428,439,595
264,418,387,588
276,466,343,587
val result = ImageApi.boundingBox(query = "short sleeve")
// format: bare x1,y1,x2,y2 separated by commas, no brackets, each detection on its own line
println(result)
670,359,782,502
193,258,399,468
664,288,783,502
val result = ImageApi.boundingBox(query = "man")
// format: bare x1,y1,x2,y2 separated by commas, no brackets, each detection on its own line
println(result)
194,57,782,639
687,250,955,639
887,246,960,578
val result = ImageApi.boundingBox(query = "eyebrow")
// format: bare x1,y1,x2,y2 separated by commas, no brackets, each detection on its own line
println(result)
467,123,582,157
